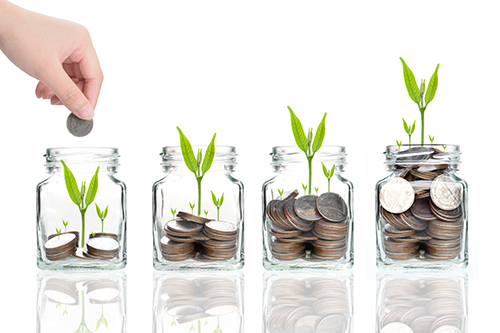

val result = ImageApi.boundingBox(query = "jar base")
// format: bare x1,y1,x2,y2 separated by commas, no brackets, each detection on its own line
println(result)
153,258,244,271
37,256,126,270
376,256,468,271
263,256,353,271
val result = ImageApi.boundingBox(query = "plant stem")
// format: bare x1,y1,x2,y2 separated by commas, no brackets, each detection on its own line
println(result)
80,210,86,247
101,219,104,233
409,134,411,148
197,178,202,216
198,319,201,333
217,207,220,221
307,156,312,195
420,107,426,147
328,179,331,192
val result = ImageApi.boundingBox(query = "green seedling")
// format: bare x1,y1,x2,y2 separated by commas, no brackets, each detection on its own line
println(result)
402,118,416,148
211,191,224,221
214,316,223,333
429,135,435,146
56,228,61,239
277,188,284,200
73,291,92,333
204,210,209,218
95,304,108,331
288,106,327,195
177,127,216,216
63,306,68,317
61,160,99,248
62,220,69,232
400,57,440,146
91,231,96,237
314,187,319,195
56,303,61,309
396,140,402,152
204,320,208,325
189,202,196,214
321,163,335,192
170,319,177,327
95,204,108,234
190,322,195,332
170,208,177,220
442,144,447,152
302,183,308,196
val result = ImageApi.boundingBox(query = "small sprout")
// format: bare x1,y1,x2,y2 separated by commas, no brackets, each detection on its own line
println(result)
96,304,108,331
321,163,335,192
56,228,61,239
211,191,224,221
170,207,177,220
396,140,402,152
190,322,195,332
442,144,447,152
277,188,284,200
204,210,209,218
302,183,308,196
95,204,109,233
170,319,177,327
92,231,96,237
402,118,416,148
314,187,319,195
189,202,195,214
429,135,435,146
56,303,61,309
62,306,68,316
204,319,208,325
62,220,69,232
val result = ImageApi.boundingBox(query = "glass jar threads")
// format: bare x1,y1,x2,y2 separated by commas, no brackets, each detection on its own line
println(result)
36,148,127,270
376,145,468,269
262,146,354,270
153,146,244,270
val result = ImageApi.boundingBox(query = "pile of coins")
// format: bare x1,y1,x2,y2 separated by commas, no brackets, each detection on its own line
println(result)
84,235,120,259
160,277,239,324
160,212,238,262
379,277,465,333
265,277,350,333
267,190,349,261
44,232,79,261
379,147,464,261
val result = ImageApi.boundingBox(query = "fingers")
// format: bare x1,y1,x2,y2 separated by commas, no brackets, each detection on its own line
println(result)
76,45,103,110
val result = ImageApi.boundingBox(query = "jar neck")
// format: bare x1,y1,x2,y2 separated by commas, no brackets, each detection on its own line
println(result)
45,147,120,174
161,146,237,173
270,146,347,173
385,144,461,171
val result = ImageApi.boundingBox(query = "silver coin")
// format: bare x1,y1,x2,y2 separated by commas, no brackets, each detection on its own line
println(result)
293,315,321,333
380,177,415,214
430,175,462,210
381,322,414,333
433,325,460,333
316,314,348,333
67,113,93,137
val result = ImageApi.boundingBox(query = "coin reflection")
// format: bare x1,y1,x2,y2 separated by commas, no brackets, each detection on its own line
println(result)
153,271,243,333
263,272,353,333
37,271,126,333
376,271,468,333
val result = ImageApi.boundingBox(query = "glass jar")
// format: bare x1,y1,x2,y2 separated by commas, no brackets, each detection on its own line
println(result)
152,146,244,270
262,146,354,270
37,148,127,270
376,144,468,270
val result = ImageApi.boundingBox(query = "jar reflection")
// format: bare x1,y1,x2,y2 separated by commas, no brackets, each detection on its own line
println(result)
376,271,468,332
153,271,244,333
263,271,353,332
37,271,126,333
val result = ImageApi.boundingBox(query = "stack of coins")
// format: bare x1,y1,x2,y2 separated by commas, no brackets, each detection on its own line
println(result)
160,213,239,262
379,148,464,261
379,277,465,333
267,190,349,261
265,277,350,333
85,236,120,259
44,232,79,261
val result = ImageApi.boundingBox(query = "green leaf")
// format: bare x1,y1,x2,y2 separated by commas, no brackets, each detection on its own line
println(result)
288,106,308,153
96,204,102,219
213,328,223,333
96,318,102,331
201,133,216,176
322,162,329,178
103,206,108,219
410,121,416,134
219,193,224,207
61,160,81,206
177,127,197,174
425,63,440,104
402,118,409,133
400,57,420,104
103,317,108,329
85,166,100,207
211,191,217,206
329,164,335,178
312,113,327,153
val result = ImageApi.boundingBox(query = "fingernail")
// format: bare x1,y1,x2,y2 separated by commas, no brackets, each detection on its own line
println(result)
75,104,94,120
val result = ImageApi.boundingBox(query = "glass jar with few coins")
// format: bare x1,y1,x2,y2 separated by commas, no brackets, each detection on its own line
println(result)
262,146,353,270
152,146,244,270
376,144,468,269
37,148,127,270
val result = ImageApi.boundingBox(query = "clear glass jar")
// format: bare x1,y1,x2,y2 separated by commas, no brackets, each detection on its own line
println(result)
376,144,468,270
153,271,244,332
152,146,244,270
37,148,127,270
376,271,468,332
262,146,354,270
37,271,126,333
263,271,353,332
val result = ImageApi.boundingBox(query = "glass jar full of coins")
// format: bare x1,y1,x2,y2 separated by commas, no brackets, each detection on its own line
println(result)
153,146,244,270
376,145,468,269
262,146,353,270
37,148,127,270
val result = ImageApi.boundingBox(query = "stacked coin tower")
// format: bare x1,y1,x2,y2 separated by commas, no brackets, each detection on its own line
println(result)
161,212,238,262
376,145,468,269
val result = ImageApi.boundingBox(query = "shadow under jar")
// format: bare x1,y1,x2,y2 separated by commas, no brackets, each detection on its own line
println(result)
262,146,354,270
376,144,468,270
153,146,244,270
37,148,127,270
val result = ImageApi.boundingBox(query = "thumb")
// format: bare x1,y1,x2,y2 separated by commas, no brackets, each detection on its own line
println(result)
43,65,94,120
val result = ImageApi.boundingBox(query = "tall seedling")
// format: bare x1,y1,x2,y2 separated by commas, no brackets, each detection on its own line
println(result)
61,160,99,247
177,127,216,216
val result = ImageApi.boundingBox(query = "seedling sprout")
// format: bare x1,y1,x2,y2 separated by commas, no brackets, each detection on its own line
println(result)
302,183,308,196
321,163,335,192
402,118,416,148
211,191,224,221
170,208,177,220
95,204,108,233
189,202,195,214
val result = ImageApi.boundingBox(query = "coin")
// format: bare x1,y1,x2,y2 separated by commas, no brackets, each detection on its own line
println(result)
430,175,462,210
380,177,415,214
166,220,203,235
433,325,460,333
411,198,436,221
293,315,321,333
316,192,348,222
66,113,93,137
381,322,414,333
177,211,211,224
294,195,322,221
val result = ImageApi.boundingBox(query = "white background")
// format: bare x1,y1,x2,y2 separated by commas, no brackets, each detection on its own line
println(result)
0,0,498,331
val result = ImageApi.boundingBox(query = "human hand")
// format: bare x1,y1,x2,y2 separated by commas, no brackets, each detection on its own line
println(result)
0,1,103,120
